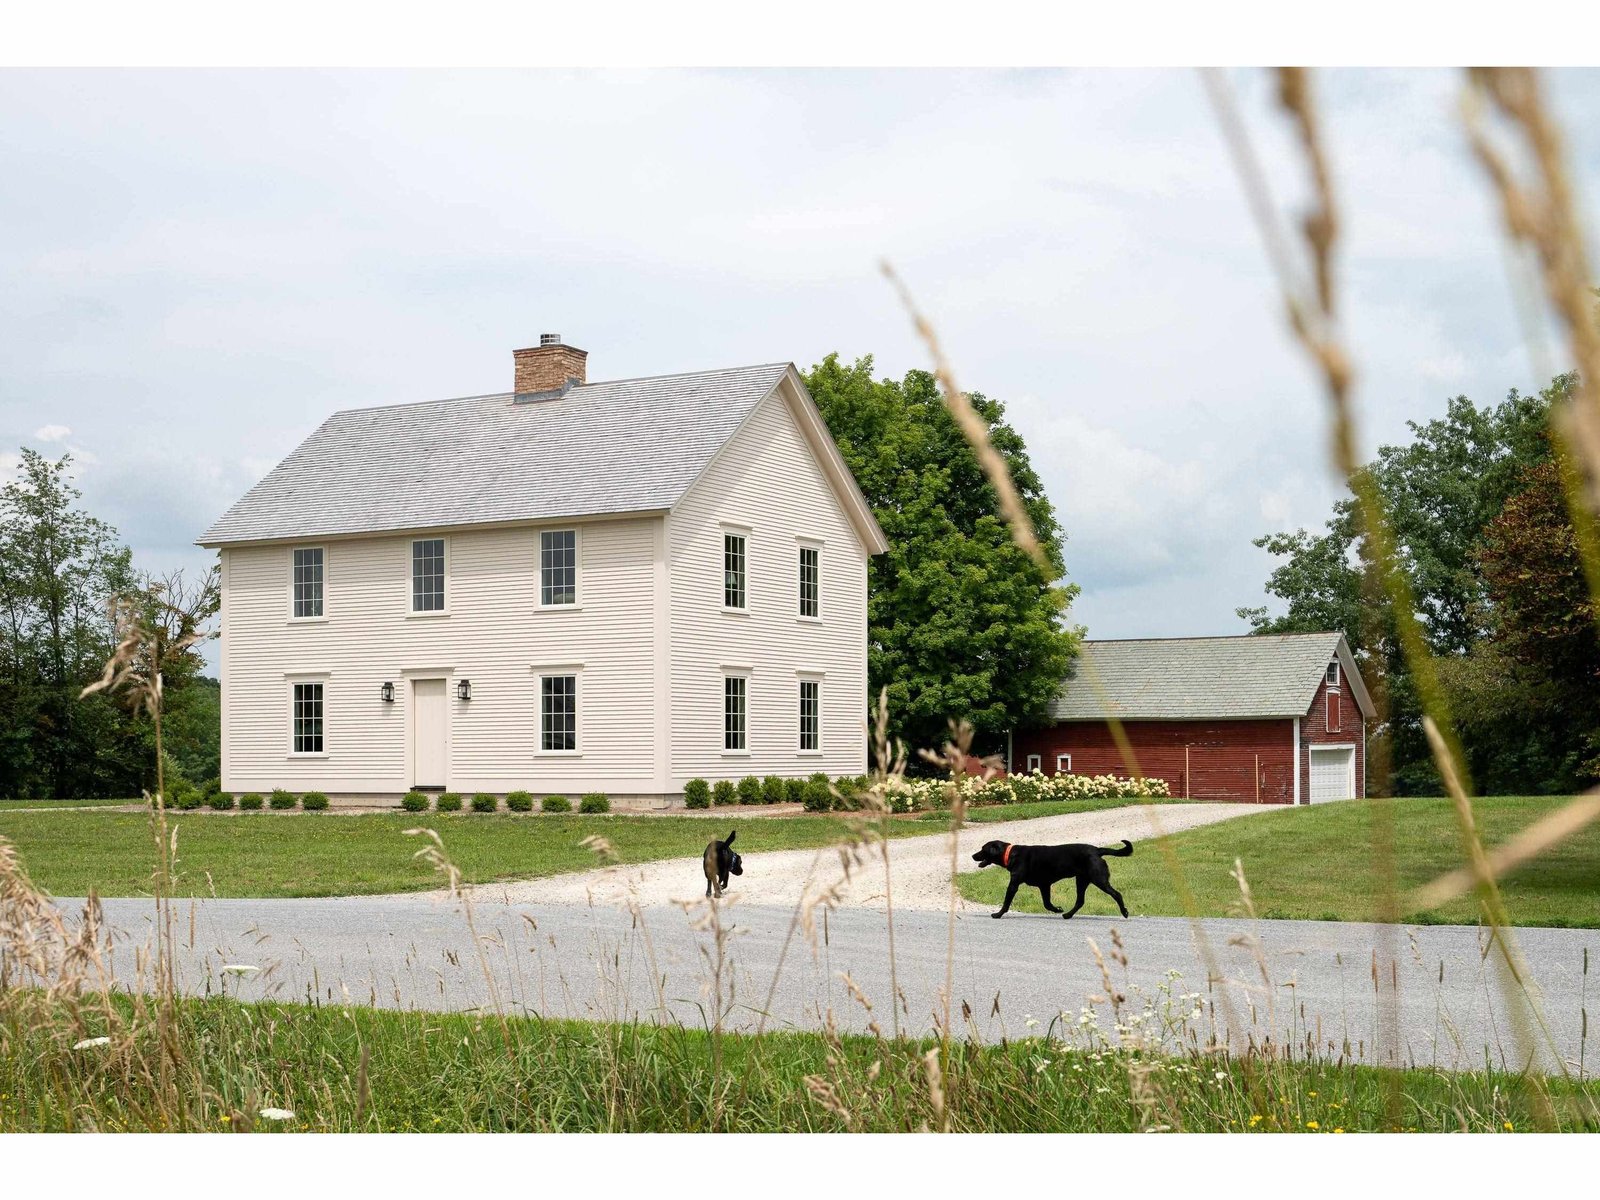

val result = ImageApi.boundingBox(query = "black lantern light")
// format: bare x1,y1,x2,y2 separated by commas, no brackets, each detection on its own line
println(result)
457,679,472,702
380,681,394,704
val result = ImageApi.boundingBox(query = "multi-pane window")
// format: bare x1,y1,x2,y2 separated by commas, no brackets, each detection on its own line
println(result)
412,539,445,612
724,533,746,609
540,530,577,606
724,676,747,751
292,547,323,618
799,546,819,618
541,675,577,752
292,682,324,754
1326,661,1340,686
799,679,819,751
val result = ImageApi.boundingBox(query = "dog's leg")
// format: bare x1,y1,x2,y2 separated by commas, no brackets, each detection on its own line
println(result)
1098,880,1129,918
1062,878,1089,919
992,875,1022,918
1038,883,1062,913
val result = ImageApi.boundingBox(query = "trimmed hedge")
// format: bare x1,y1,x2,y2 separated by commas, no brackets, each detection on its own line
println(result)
579,793,610,814
207,792,235,811
784,777,808,806
683,779,711,810
401,791,429,813
712,779,737,807
506,790,534,813
541,795,571,814
268,789,296,811
471,793,498,813
802,779,832,812
300,792,329,811
737,776,762,806
435,793,463,813
238,792,264,812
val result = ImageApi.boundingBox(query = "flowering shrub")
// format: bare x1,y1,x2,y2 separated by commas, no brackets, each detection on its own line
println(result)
887,769,1170,813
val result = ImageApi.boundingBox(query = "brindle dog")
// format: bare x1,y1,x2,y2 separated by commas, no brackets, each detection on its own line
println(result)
703,830,743,898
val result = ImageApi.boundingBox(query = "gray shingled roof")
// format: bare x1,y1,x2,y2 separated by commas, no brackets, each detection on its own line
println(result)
198,363,792,545
1051,633,1364,721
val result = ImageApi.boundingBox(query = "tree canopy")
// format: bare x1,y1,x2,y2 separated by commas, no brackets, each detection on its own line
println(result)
804,354,1079,760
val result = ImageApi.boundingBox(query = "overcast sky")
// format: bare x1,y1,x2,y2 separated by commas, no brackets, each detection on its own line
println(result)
4,68,1599,668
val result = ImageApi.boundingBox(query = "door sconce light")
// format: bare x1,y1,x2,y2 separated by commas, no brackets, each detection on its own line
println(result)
380,681,395,704
457,679,472,702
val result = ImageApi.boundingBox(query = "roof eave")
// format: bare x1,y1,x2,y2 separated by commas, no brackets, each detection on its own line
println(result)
196,507,673,551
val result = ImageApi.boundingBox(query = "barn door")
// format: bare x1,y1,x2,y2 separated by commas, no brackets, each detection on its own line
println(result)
412,678,447,789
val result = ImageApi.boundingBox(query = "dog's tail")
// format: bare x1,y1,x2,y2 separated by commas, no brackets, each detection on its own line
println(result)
1099,839,1134,857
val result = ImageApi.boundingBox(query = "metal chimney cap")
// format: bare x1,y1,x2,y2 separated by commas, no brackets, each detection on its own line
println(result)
539,332,563,346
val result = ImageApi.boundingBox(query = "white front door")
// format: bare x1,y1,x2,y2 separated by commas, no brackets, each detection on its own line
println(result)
412,678,447,789
1308,747,1354,802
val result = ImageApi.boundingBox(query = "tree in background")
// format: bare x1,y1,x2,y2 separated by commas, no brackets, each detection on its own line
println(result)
1236,376,1568,794
804,354,1079,760
0,448,218,798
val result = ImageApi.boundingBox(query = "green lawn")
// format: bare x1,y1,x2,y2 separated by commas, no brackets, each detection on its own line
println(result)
2,993,1591,1132
0,808,937,899
956,796,1600,928
0,797,138,811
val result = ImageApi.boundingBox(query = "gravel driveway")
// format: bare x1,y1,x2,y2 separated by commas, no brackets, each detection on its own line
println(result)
465,801,1264,911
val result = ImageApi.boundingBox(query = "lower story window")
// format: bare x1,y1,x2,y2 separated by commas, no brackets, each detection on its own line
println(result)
1056,753,1072,774
541,675,577,752
724,676,747,751
292,682,324,754
799,679,820,751
1025,753,1041,771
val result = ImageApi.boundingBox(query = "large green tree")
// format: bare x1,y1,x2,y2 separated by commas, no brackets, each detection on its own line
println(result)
804,354,1079,760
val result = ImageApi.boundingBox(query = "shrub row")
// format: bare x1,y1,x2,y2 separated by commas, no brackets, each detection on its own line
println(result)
394,790,612,814
676,769,1169,814
165,784,329,812
684,772,847,812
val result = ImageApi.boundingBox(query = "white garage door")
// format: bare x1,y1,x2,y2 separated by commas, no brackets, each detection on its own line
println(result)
1308,747,1355,802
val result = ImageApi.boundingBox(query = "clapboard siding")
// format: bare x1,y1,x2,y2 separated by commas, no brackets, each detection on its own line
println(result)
667,381,871,783
220,516,661,795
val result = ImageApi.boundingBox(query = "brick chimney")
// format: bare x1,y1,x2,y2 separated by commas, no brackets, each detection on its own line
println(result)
513,333,587,397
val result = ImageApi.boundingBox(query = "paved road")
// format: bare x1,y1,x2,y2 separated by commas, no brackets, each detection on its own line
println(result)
55,891,1598,1075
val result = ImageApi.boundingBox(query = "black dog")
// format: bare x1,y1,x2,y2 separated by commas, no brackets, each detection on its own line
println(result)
971,838,1132,919
703,830,743,898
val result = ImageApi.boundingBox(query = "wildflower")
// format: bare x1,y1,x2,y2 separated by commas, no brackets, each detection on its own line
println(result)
1334,1128,1345,1134
1308,1091,1318,1097
220,964,259,977
259,1108,295,1121
1503,1121,1514,1132
221,1115,231,1123
1214,1071,1227,1081
73,1036,111,1051
1248,1115,1262,1126
1306,1120,1319,1130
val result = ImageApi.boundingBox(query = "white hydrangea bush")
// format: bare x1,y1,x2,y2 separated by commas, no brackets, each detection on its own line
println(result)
885,768,1170,813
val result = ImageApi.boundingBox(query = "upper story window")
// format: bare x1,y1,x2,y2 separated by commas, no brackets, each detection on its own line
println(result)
1326,661,1340,686
412,539,445,612
1327,689,1341,733
540,530,577,606
292,547,324,618
292,681,324,754
724,675,747,751
724,533,747,610
799,546,819,618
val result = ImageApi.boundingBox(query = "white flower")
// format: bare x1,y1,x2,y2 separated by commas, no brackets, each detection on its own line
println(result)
73,1036,111,1050
220,964,259,977
258,1107,295,1121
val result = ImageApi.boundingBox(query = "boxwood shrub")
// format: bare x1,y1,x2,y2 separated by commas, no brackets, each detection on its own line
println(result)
471,793,498,813
238,792,264,811
579,793,610,814
712,779,737,807
683,779,711,810
784,777,808,806
300,791,329,812
401,791,429,813
207,792,235,811
737,776,762,806
506,790,534,813
541,795,571,813
761,775,786,806
435,793,463,813
268,789,296,811
802,778,832,812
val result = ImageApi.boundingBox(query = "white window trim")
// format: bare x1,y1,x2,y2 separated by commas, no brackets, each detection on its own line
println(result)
1056,753,1071,774
797,536,823,623
720,523,751,614
1025,753,1042,772
721,668,752,756
532,663,584,757
407,535,451,618
797,672,823,755
287,544,328,623
285,672,331,759
1327,661,1340,686
536,526,583,610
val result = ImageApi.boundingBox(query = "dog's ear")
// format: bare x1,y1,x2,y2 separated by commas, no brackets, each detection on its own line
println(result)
724,830,736,846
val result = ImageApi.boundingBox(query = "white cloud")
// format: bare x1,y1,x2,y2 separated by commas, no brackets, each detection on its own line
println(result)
33,423,71,441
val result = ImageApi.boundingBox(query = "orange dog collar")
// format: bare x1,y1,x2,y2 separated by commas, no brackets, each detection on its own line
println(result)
1002,844,1013,868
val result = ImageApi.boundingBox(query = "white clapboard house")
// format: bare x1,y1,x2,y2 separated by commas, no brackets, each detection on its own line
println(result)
199,335,887,805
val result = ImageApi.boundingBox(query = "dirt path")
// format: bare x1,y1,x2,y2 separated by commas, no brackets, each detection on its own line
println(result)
464,801,1264,912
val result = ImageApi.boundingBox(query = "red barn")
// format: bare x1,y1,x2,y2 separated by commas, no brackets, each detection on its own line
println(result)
1009,632,1372,804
